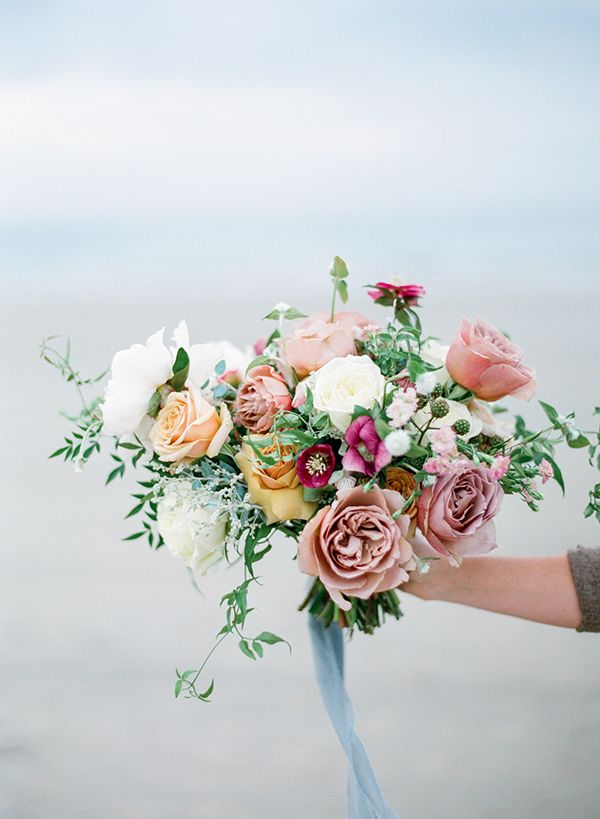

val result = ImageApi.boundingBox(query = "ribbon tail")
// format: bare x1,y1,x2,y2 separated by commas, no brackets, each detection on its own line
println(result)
308,615,399,819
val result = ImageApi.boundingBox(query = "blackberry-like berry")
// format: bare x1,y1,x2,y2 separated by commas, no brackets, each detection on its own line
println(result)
431,383,444,399
489,435,505,449
416,393,429,409
430,398,449,418
452,419,471,436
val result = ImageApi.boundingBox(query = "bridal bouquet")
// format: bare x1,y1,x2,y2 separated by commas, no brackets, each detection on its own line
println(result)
43,258,600,701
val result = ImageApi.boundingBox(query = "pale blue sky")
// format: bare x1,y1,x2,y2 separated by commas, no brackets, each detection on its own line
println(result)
1,1,599,299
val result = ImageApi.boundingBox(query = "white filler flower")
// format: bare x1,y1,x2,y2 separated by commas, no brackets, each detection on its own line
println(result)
312,355,386,431
385,429,412,456
157,480,227,584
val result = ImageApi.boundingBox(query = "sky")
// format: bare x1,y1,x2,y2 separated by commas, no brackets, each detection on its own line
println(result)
1,1,599,299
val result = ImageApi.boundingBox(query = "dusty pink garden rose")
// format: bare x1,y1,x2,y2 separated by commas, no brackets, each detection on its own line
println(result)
297,485,415,610
301,311,372,336
234,364,292,433
282,319,356,378
446,319,536,402
417,460,503,561
149,387,232,463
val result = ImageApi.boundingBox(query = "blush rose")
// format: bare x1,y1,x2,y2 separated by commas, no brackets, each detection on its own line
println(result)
234,365,292,433
297,485,415,610
446,319,536,402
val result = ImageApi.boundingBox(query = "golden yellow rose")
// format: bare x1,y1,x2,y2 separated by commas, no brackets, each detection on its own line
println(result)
235,438,317,525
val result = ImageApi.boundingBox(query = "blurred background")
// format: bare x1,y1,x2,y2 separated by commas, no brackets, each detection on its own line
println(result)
1,1,599,817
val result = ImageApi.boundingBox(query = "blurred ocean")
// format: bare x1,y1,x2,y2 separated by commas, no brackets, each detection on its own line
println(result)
1,285,599,819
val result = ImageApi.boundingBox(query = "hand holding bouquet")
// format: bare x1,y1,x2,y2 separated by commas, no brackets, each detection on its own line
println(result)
43,257,600,700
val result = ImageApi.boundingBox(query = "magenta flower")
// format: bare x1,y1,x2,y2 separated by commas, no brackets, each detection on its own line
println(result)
342,415,391,477
297,444,336,488
368,281,426,306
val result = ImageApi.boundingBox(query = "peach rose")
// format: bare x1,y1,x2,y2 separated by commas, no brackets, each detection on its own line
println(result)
446,319,536,402
149,387,232,463
281,320,356,378
297,485,415,610
235,439,317,524
235,365,292,433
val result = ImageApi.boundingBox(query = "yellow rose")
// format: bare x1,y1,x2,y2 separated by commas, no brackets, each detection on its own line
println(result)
235,439,317,524
149,387,232,463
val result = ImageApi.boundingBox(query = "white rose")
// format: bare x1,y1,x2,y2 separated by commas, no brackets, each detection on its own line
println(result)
420,339,450,384
102,327,173,437
312,355,385,431
157,481,226,583
412,398,482,441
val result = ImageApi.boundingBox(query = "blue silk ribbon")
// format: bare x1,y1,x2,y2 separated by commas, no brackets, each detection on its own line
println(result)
308,616,399,819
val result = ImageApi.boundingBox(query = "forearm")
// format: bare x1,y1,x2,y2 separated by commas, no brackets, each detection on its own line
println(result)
409,555,582,629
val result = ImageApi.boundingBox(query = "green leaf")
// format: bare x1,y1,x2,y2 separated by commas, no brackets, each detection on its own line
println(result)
214,358,226,376
198,679,215,700
538,400,559,427
118,442,142,450
255,631,291,652
123,531,145,541
49,446,69,459
238,639,256,660
568,434,590,449
147,390,161,419
544,456,565,494
337,279,349,303
330,256,349,279
252,640,264,658
168,347,190,391
246,354,272,372
174,679,183,698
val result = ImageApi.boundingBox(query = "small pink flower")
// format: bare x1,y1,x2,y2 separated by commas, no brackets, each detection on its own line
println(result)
429,425,458,458
342,415,391,477
423,457,446,474
368,282,426,306
387,387,418,429
253,337,267,356
489,455,510,481
539,459,554,484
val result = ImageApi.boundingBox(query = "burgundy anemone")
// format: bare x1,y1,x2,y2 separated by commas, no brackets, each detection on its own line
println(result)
296,444,336,489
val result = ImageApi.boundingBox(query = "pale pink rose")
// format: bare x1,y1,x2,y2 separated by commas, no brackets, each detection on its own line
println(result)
282,320,355,378
446,319,536,402
297,486,415,611
149,387,232,463
302,311,372,337
417,459,503,560
234,364,292,433
539,459,553,484
429,425,458,458
489,455,510,480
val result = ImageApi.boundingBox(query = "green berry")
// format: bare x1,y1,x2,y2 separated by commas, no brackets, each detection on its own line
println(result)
431,383,444,399
489,435,505,449
452,419,471,436
416,394,429,409
430,398,449,418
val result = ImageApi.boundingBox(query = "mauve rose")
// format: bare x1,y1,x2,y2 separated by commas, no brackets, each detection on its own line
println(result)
234,365,292,433
297,486,415,610
446,319,536,402
417,460,503,561
282,319,356,378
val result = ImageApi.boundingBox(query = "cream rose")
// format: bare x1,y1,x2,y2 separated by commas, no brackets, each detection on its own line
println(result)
157,481,226,581
312,355,385,431
149,387,232,463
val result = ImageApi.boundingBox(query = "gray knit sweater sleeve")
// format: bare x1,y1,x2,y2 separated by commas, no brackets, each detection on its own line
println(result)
568,547,600,633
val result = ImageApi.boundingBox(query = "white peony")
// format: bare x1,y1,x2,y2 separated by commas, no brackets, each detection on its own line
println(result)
420,339,450,384
412,398,482,441
102,327,173,436
312,355,386,431
172,320,252,388
157,480,226,584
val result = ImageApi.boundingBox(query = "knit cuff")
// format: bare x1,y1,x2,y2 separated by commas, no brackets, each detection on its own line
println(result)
568,547,600,633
